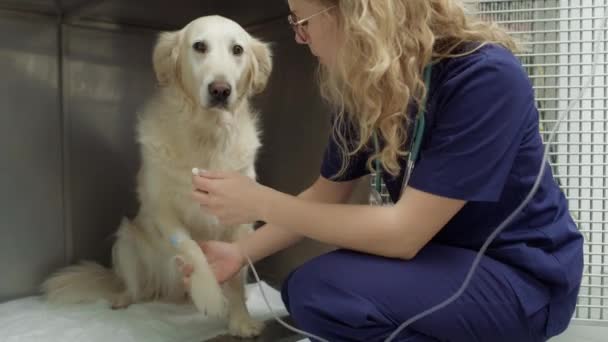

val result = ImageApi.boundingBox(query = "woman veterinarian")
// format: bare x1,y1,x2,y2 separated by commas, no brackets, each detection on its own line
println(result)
183,1,584,341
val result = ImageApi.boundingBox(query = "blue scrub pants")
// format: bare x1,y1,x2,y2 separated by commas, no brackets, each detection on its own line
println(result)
281,244,552,342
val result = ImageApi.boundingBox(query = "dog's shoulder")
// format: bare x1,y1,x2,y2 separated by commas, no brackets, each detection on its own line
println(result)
134,92,183,162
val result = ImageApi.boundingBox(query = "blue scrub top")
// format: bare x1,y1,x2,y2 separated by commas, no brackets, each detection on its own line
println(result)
320,43,583,335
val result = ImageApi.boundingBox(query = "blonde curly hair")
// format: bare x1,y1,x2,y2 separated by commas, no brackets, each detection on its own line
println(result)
314,0,519,178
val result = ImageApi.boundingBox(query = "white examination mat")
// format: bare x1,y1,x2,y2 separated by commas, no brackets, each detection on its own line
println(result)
0,281,287,342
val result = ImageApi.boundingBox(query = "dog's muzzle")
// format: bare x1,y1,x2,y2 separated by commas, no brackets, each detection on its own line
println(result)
208,81,232,107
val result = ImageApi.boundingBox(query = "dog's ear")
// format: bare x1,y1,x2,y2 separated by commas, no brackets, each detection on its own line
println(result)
249,38,273,95
152,30,181,86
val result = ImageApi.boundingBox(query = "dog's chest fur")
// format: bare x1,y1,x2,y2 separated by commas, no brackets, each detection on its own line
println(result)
138,94,260,175
135,94,261,238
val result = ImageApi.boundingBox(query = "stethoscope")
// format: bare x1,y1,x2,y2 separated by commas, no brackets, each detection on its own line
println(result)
370,65,432,206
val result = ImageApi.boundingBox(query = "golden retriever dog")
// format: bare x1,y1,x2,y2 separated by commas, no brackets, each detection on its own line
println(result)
41,15,272,337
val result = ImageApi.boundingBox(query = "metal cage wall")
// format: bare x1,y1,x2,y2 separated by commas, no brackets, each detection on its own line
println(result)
464,0,608,324
0,0,341,302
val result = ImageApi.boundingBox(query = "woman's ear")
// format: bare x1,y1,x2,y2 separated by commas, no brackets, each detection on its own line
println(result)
248,38,273,95
152,30,181,86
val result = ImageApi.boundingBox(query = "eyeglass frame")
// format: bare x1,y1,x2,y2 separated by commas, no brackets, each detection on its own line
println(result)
287,6,336,42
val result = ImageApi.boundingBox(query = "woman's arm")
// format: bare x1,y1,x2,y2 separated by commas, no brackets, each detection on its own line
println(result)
193,171,464,260
237,176,358,263
256,184,465,259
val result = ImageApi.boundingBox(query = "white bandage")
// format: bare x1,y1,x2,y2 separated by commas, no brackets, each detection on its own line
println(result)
169,232,188,248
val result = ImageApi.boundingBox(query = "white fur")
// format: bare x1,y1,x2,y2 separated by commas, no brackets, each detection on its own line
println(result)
41,15,272,338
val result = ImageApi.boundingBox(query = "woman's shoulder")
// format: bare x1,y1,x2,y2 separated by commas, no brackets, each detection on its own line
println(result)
424,42,536,133
436,42,521,68
431,43,533,102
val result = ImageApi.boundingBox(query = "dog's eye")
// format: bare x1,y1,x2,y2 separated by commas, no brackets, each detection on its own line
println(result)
193,41,208,53
232,44,244,56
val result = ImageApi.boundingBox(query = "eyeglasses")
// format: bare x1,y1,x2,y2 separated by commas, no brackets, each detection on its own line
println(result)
287,6,335,42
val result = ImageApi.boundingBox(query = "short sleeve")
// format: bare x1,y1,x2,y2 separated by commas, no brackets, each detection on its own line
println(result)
409,52,532,202
320,117,371,182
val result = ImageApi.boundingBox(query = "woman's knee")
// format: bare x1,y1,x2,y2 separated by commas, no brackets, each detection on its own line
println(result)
280,257,332,341
281,250,340,319
280,250,413,341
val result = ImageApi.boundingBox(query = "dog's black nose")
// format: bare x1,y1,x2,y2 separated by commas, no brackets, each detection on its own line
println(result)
208,81,232,103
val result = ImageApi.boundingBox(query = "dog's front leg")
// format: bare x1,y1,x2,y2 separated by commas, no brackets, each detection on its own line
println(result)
220,223,264,337
224,265,264,337
161,225,228,319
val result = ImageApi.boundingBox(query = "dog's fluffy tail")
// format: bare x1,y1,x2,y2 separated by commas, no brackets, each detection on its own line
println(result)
41,261,123,304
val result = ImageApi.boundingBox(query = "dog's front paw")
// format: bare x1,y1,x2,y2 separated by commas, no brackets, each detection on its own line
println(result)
228,316,264,338
189,275,228,319
200,292,228,319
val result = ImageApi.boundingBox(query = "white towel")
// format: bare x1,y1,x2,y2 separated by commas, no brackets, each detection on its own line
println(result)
0,281,287,342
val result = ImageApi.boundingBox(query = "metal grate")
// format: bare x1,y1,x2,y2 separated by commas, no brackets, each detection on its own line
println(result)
464,0,608,323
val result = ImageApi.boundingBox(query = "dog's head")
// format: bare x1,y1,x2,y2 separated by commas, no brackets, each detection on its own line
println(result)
152,15,272,111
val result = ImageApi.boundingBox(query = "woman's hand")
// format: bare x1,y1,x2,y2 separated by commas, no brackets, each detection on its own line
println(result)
177,240,246,288
191,170,269,225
